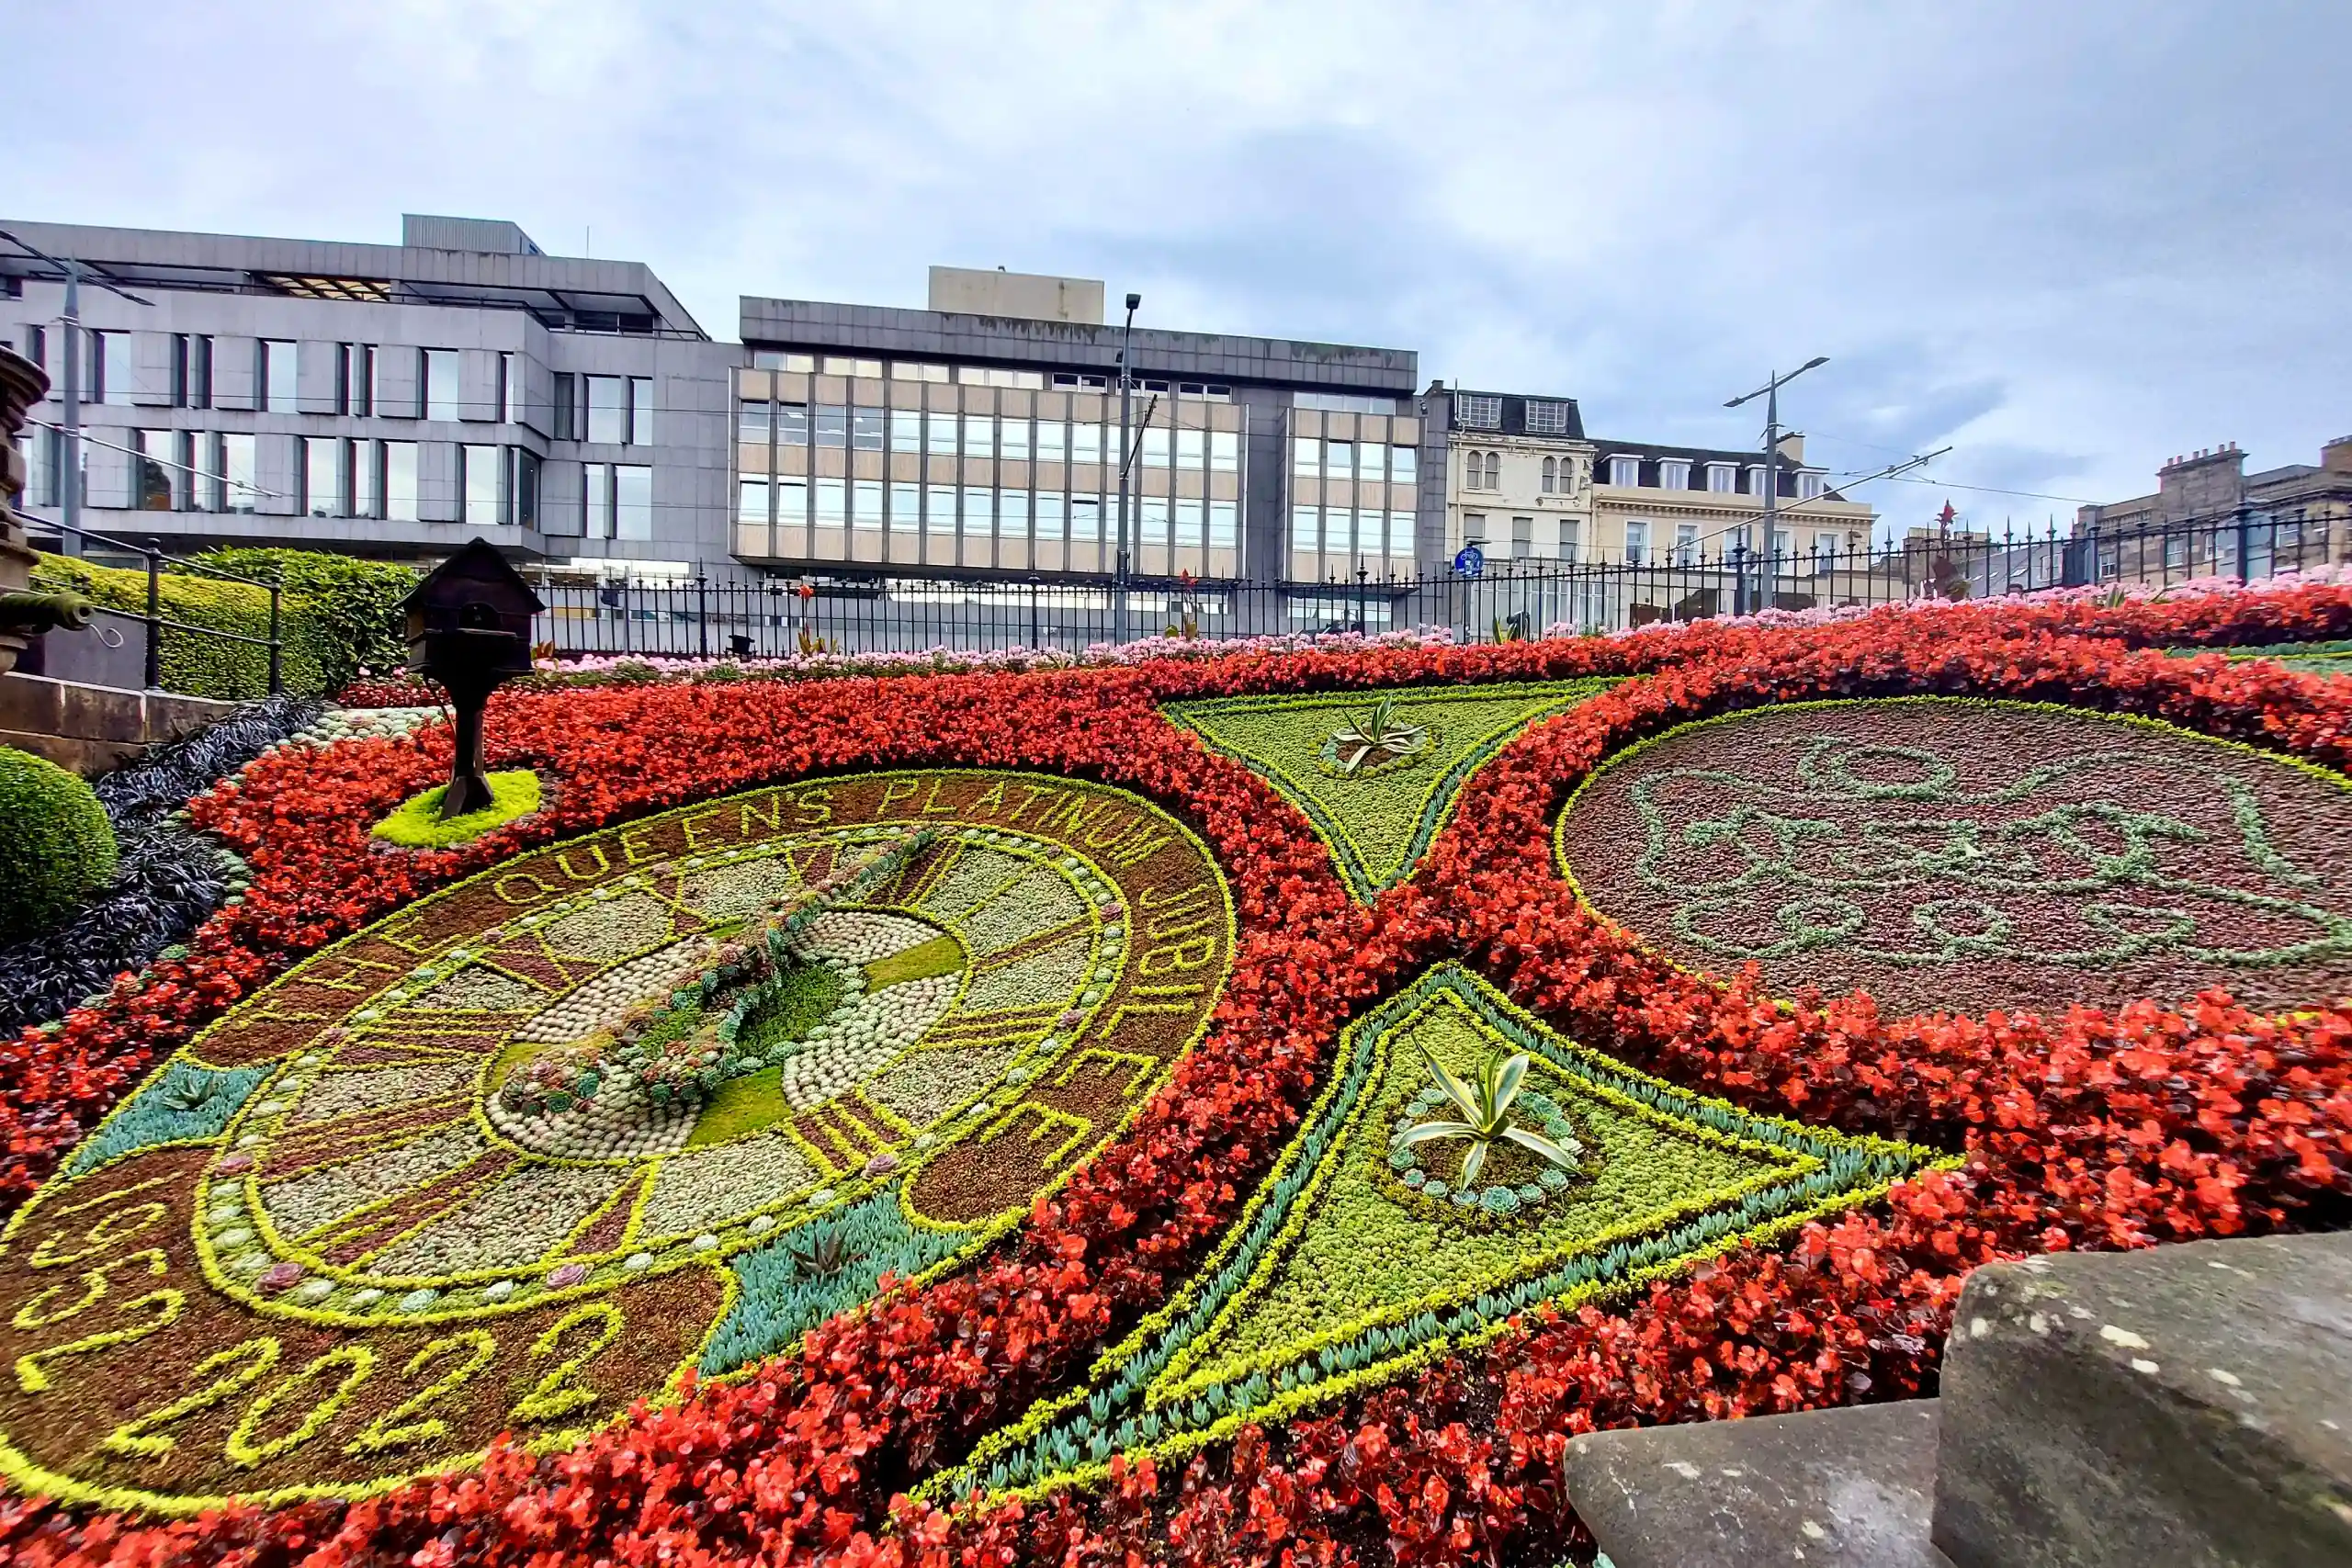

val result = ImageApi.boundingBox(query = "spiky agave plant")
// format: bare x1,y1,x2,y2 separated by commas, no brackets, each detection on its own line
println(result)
1320,694,1432,775
1394,1044,1579,1189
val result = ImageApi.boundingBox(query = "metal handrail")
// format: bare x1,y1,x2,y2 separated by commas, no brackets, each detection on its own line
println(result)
19,509,284,695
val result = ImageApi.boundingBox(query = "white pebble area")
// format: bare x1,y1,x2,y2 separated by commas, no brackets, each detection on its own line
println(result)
514,937,713,1044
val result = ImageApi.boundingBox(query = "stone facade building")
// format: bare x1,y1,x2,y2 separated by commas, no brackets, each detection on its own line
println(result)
2075,437,2352,582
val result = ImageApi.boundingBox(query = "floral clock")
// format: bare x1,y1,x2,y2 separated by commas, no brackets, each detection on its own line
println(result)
0,769,1233,1514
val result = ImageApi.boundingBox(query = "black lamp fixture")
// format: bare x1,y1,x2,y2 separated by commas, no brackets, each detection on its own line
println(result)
400,539,546,819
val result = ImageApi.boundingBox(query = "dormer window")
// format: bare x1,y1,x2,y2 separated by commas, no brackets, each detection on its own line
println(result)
1705,462,1736,493
1798,469,1826,500
1524,400,1571,434
1457,393,1503,430
1659,459,1690,491
1608,455,1641,487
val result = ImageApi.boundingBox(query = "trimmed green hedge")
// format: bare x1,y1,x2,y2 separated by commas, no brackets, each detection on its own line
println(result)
31,553,334,699
193,549,417,694
0,746,118,943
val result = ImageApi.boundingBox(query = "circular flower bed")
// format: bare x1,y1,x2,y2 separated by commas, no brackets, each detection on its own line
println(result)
0,577,2343,1566
1555,696,2352,1015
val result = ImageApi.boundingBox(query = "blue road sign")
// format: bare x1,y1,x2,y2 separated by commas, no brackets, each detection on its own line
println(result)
1453,545,1485,578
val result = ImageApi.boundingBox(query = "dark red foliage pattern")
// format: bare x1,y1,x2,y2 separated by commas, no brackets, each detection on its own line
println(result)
0,583,2347,1565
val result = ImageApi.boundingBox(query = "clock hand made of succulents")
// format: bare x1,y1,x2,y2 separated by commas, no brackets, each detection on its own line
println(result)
0,770,1232,1515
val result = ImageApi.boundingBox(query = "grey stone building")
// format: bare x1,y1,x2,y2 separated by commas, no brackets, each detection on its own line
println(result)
730,267,1419,589
2074,436,2352,582
1,215,739,581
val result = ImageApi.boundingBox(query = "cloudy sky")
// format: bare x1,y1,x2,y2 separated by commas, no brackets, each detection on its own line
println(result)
14,2,2347,531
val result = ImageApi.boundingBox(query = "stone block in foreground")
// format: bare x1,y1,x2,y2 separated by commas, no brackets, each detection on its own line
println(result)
1563,1399,1950,1567
1933,1232,2352,1567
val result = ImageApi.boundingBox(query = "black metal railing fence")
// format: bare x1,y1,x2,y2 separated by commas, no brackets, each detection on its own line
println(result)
529,511,2341,662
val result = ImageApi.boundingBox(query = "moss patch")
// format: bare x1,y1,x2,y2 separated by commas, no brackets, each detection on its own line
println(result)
865,932,963,989
371,771,542,849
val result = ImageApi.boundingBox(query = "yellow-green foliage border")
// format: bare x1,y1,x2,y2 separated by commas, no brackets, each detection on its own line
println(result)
31,553,333,700
370,773,545,849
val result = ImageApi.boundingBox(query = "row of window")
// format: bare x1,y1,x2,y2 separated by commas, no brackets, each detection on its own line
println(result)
1288,505,1417,560
1461,512,1849,565
747,353,1235,400
740,402,1243,469
1601,453,1827,500
1460,449,1590,492
736,479,1240,549
1289,438,1418,482
1452,394,1574,435
24,329,655,445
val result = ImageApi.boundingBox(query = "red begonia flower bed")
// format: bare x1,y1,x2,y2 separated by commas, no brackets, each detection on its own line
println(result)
0,580,2346,1567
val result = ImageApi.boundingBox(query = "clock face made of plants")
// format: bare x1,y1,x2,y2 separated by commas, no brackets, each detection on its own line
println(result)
0,770,1232,1515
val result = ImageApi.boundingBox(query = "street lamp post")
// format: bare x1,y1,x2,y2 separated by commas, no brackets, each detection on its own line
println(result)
1113,291,1140,644
1724,355,1828,613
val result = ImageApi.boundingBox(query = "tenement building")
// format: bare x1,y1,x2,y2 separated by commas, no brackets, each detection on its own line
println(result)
2074,436,2352,583
1,215,736,580
1426,382,1875,570
729,266,1419,588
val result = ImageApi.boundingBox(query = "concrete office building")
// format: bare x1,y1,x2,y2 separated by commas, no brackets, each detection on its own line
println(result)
1,215,737,581
729,266,1420,589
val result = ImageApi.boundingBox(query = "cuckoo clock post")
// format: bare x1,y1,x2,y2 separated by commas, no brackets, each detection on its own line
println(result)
400,540,545,819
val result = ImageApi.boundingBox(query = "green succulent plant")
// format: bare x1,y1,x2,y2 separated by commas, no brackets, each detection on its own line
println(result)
1394,1044,1579,1189
1319,694,1432,775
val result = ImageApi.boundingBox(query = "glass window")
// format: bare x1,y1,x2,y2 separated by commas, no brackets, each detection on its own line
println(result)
1036,491,1066,540
1525,400,1571,435
221,433,258,513
923,487,953,534
964,488,993,535
1001,420,1030,461
1660,460,1690,490
1707,464,1736,493
342,344,369,416
99,332,136,405
352,439,379,518
1036,421,1066,461
1542,457,1556,493
628,378,653,445
1210,500,1238,549
1610,456,1641,487
1176,429,1204,468
1677,524,1700,564
1770,529,1792,558
889,485,920,531
1210,431,1238,472
778,403,808,446
1144,427,1170,468
962,416,993,458
1069,495,1101,541
815,477,846,525
1001,488,1030,535
927,412,957,455
464,444,503,526
1293,504,1322,551
738,479,772,526
499,353,516,423
852,408,884,451
1141,496,1170,547
1484,452,1500,490
303,435,340,516
1391,445,1417,482
424,349,461,422
1072,423,1102,464
815,405,848,447
1456,393,1502,429
854,478,882,526
1175,497,1204,547
739,400,773,443
184,335,214,409
135,431,176,511
1814,530,1840,558
1625,521,1649,565
1463,512,1485,544
1294,438,1320,475
1798,471,1826,500
583,461,613,537
263,340,298,413
889,409,922,452
615,464,652,539
776,478,807,526
1324,440,1353,476
1562,519,1581,562
513,448,540,531
1357,443,1383,479
385,442,419,521
1511,516,1535,558
585,376,627,443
